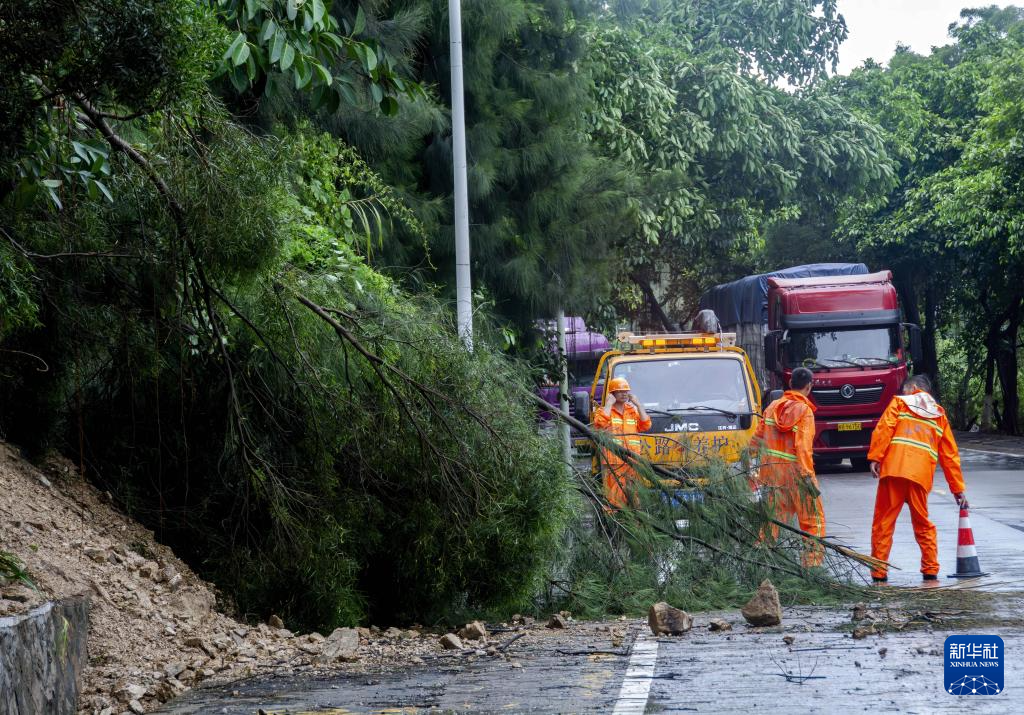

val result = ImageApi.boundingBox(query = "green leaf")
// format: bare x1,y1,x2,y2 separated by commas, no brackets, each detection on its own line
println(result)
232,40,251,67
294,58,312,90
310,84,328,110
245,0,258,20
311,0,326,25
286,0,298,21
363,46,377,71
337,82,357,105
270,29,286,64
370,82,382,104
380,95,399,116
229,65,250,93
353,6,366,35
260,18,277,42
281,42,296,71
40,179,62,188
45,186,62,210
223,32,246,62
313,62,332,86
322,32,344,53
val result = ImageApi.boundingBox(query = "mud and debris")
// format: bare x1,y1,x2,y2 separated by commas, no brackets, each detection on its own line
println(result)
0,443,555,714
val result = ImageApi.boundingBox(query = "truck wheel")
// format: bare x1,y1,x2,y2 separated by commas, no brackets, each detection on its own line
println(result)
850,457,871,472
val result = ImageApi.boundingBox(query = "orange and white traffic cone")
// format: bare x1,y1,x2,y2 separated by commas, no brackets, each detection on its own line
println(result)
948,507,988,579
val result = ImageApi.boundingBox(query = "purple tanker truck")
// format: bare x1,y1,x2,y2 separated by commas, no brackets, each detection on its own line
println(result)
536,317,610,433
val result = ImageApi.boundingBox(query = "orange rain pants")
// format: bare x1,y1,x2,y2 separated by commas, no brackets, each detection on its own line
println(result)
870,476,937,579
752,391,824,567
593,403,652,510
761,480,825,567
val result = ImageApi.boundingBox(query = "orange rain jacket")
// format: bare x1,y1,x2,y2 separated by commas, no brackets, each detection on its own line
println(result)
751,390,816,483
593,402,652,509
867,390,965,494
750,390,824,566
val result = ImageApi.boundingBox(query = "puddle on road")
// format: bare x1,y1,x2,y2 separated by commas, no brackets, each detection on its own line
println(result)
960,450,1024,470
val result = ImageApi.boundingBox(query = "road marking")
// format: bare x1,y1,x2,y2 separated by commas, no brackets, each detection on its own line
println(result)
963,447,1024,459
612,632,659,715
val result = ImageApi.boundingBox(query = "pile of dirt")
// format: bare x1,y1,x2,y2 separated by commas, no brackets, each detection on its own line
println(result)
0,442,450,714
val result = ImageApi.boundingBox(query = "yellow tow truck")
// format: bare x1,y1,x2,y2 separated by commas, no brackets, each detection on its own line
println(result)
575,331,762,489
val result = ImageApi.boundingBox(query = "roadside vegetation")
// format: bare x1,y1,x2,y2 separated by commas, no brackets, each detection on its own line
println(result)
1,0,1023,631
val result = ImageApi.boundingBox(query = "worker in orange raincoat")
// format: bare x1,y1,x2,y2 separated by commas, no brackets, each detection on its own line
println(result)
867,374,967,583
592,376,652,510
750,367,825,567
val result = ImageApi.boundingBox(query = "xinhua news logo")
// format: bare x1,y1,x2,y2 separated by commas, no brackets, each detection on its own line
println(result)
944,635,1004,695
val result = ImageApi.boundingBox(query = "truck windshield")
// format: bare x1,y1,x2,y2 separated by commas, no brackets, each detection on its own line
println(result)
569,358,600,388
786,327,899,370
612,358,751,413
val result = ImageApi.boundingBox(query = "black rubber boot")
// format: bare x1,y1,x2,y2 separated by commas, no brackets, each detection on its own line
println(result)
872,576,888,584
923,574,938,581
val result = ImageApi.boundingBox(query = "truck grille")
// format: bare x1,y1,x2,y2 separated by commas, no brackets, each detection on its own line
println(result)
812,385,884,406
820,429,871,449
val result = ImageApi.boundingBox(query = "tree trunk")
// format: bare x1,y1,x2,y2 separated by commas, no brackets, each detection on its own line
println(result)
996,313,1021,435
954,352,976,431
982,343,996,432
895,274,935,381
924,284,940,397
632,273,677,332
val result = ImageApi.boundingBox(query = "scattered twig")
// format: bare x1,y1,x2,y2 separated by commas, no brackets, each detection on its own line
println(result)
497,632,527,652
556,648,629,657
770,673,827,682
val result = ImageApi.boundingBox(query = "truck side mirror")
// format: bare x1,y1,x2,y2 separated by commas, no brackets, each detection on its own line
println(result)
764,331,782,372
765,389,783,405
574,391,591,423
739,413,753,430
904,323,923,365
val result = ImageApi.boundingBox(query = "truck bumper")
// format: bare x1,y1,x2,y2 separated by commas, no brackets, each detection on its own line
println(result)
813,417,878,457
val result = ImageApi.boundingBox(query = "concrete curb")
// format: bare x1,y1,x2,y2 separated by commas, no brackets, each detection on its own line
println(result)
0,596,90,715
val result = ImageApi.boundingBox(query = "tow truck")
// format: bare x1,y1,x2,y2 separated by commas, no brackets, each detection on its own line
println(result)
575,328,762,494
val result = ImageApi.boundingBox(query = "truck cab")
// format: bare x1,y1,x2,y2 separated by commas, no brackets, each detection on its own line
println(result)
577,332,762,474
763,271,921,468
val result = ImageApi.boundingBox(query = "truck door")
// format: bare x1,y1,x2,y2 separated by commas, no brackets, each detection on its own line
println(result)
590,352,614,417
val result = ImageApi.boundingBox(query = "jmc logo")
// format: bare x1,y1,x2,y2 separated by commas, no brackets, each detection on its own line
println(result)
666,422,700,432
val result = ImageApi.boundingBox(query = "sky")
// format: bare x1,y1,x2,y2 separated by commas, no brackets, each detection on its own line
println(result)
834,0,1011,74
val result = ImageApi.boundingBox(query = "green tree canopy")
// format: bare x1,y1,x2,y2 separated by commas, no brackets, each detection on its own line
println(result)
582,0,892,327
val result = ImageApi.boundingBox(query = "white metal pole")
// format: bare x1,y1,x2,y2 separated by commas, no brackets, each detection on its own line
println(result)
556,308,573,472
449,0,473,348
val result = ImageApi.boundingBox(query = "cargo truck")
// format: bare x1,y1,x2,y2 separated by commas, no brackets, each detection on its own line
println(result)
701,265,922,470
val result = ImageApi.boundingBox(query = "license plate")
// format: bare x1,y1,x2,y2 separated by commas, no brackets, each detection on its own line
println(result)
662,490,704,506
837,422,862,432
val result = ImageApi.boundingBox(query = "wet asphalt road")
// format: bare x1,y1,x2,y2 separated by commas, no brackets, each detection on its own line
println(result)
822,448,1024,589
160,448,1024,714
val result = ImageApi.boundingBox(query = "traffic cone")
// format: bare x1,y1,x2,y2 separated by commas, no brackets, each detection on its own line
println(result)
948,507,989,579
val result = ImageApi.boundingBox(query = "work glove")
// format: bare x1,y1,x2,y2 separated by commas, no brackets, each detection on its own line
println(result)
954,492,969,509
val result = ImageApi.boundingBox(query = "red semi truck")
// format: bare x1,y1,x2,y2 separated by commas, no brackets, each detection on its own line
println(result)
701,265,922,470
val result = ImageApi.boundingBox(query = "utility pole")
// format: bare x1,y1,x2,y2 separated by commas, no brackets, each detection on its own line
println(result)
449,0,473,348
555,308,573,473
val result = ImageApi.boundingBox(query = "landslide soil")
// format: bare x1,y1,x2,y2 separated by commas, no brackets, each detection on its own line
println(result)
0,442,454,714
